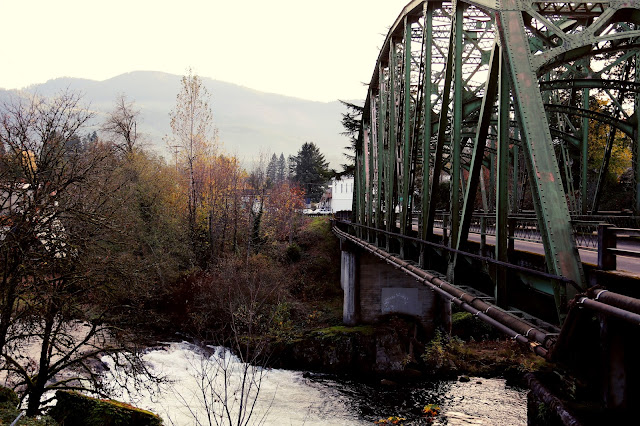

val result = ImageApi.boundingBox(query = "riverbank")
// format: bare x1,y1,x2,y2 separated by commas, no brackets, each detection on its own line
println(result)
258,312,549,386
0,316,553,425
141,317,540,425
0,216,556,424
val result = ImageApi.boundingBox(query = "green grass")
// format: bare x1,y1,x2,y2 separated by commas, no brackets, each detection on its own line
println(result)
314,325,376,338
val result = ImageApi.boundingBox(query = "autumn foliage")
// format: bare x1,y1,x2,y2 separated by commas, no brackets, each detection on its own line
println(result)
0,79,337,417
263,181,305,241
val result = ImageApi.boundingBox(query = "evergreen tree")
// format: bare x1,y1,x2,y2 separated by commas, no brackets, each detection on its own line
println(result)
290,142,330,202
339,100,363,177
266,153,278,186
276,153,287,183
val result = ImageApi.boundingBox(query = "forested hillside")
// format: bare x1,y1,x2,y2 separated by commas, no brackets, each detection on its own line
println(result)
0,71,356,168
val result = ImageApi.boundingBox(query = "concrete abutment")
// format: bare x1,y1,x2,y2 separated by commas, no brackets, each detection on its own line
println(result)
340,239,451,335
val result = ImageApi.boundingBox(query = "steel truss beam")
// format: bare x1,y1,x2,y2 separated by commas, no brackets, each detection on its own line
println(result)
354,0,640,323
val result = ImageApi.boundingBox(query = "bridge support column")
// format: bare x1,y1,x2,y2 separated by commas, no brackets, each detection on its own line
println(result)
358,251,451,335
340,242,359,326
339,239,452,334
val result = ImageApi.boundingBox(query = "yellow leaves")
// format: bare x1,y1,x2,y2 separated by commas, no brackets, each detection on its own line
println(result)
374,416,406,425
373,405,440,424
588,97,632,180
423,404,441,418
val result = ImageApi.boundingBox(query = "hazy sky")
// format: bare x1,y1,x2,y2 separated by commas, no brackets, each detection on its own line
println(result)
1,0,409,102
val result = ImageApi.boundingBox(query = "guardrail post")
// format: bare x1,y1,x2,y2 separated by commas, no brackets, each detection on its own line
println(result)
598,224,616,270
480,216,486,257
443,214,449,245
508,217,516,260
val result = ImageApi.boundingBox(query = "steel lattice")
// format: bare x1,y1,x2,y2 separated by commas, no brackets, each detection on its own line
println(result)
354,0,640,322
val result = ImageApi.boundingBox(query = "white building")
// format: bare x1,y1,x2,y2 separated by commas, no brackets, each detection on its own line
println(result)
328,176,354,213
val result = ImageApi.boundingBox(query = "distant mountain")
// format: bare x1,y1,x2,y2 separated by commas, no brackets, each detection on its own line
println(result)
0,71,360,169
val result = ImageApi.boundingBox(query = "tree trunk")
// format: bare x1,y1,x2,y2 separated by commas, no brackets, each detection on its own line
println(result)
0,250,21,356
26,310,55,416
220,197,229,255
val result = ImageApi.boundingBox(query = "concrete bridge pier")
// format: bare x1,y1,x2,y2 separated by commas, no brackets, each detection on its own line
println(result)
340,239,451,335
340,243,358,326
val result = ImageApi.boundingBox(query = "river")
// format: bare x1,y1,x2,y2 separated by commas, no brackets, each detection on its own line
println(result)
102,342,527,425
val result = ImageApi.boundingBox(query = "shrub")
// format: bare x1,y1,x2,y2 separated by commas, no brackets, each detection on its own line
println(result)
451,311,496,341
189,254,292,337
0,386,57,425
422,330,447,369
269,301,296,340
0,386,18,406
285,243,302,263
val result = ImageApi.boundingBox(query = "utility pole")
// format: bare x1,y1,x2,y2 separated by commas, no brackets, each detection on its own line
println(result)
170,145,180,174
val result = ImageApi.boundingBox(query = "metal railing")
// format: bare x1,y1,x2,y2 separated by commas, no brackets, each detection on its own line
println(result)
333,219,582,292
597,224,640,270
354,210,640,269
428,212,640,252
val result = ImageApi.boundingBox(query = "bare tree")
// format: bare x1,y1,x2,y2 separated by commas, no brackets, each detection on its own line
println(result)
102,94,142,155
170,345,269,426
0,90,93,361
0,91,161,416
167,68,217,242
171,255,287,426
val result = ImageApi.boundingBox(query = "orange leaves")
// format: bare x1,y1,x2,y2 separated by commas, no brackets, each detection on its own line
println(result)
374,416,406,425
263,182,305,241
423,404,441,422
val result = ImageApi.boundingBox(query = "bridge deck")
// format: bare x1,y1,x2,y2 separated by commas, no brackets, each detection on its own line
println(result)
426,224,640,277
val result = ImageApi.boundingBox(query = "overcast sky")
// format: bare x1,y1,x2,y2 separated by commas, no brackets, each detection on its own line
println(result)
1,0,409,102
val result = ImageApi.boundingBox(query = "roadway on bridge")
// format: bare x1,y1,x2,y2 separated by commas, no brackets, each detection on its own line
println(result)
422,224,640,276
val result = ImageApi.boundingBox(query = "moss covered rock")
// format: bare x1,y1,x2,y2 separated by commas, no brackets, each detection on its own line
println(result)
451,311,498,341
48,391,162,426
267,318,426,377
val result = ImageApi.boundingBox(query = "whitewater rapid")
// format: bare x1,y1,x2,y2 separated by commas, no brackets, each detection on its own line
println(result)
101,341,527,425
102,341,367,425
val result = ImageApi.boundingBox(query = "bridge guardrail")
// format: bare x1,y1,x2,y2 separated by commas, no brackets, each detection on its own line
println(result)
332,218,582,293
366,211,640,268
597,224,640,270
430,212,640,252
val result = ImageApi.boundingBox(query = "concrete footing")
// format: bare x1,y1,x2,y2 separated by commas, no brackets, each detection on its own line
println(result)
340,241,450,335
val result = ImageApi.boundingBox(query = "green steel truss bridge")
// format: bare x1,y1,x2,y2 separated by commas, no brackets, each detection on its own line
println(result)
346,0,640,318
337,1,640,407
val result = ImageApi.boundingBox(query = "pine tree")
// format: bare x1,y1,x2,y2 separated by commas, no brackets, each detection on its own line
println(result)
266,153,278,187
276,153,287,183
339,100,363,176
290,142,330,202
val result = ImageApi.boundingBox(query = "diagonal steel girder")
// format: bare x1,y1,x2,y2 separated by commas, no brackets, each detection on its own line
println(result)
495,1,585,314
